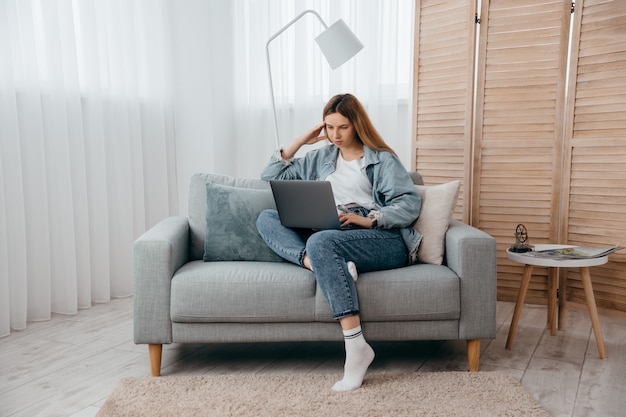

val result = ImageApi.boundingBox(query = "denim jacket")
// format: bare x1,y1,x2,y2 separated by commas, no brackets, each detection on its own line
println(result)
260,144,423,263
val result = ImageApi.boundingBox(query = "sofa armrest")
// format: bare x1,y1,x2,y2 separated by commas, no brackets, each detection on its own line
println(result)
133,216,190,344
444,219,497,340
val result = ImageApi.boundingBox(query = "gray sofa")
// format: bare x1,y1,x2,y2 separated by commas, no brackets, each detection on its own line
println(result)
134,172,497,376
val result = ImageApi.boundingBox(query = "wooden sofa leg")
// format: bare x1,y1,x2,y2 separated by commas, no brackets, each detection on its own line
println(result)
149,344,163,377
467,339,480,372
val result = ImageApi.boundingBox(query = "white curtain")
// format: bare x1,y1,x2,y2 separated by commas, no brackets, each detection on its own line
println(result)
0,0,176,336
0,0,414,336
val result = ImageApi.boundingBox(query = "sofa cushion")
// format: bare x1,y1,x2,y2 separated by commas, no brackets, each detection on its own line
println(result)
171,261,317,323
414,181,460,265
189,173,272,261
315,264,461,322
203,183,283,262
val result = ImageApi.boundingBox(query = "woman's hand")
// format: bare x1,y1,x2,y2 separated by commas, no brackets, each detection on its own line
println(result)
339,212,375,229
298,123,327,145
280,123,327,159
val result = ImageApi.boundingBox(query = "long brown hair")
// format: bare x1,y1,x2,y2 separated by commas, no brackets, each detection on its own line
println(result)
322,94,396,155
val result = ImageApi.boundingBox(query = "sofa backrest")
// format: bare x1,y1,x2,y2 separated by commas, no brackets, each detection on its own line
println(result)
188,173,271,261
409,172,424,186
188,171,424,261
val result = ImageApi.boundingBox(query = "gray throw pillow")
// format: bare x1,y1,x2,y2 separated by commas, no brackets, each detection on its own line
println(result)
203,183,283,262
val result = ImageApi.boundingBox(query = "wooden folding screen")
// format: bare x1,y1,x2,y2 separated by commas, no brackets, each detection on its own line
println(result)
473,0,572,303
560,0,626,311
413,0,626,310
411,0,477,221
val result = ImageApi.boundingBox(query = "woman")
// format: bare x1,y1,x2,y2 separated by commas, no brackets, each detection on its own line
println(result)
256,94,422,391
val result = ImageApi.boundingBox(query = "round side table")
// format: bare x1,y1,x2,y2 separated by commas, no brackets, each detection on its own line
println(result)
506,244,607,359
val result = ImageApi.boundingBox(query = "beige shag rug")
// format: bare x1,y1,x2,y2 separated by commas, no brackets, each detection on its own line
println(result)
97,372,550,417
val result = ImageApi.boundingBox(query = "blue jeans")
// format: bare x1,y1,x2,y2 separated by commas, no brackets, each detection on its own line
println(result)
256,209,408,319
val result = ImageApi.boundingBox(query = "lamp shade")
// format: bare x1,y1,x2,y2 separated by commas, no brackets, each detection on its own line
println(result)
315,19,363,70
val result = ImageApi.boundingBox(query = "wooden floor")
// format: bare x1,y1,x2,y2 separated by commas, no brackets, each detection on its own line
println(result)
1,296,625,417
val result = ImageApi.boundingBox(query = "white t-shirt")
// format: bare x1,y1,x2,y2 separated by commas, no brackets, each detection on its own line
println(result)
325,153,375,208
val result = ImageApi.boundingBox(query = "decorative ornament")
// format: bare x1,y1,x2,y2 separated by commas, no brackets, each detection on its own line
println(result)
510,224,532,253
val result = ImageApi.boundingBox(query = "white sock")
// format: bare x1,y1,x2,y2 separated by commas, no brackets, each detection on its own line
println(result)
347,261,358,282
332,326,375,392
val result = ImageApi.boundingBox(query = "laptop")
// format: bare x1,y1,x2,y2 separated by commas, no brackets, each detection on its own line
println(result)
269,180,342,230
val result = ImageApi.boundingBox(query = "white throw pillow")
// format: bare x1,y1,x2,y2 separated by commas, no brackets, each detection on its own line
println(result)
413,180,461,265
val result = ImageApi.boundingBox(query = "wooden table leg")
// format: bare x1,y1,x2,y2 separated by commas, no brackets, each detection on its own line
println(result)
506,264,534,350
559,268,568,330
548,267,558,336
580,267,607,359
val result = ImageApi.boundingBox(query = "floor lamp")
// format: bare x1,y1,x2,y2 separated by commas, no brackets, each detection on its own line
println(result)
266,10,364,148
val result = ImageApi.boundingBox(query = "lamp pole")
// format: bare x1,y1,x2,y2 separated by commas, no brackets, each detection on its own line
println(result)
265,10,328,149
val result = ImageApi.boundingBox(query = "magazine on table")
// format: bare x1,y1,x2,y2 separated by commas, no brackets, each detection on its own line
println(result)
525,245,624,259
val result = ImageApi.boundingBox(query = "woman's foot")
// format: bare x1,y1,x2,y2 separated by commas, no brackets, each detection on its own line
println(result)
332,326,375,391
347,261,358,282
303,254,313,271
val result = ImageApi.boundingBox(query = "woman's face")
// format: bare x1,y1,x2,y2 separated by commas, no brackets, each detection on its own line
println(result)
324,112,358,149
